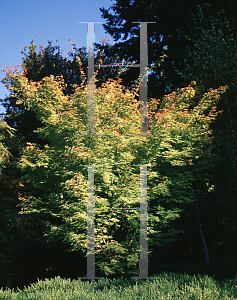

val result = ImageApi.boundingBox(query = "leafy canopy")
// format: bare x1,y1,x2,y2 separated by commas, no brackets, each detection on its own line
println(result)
1,62,227,278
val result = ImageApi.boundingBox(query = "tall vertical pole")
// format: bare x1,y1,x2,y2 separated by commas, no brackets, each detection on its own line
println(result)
140,22,148,135
132,165,156,280
87,166,95,279
131,22,157,137
87,22,95,136
78,21,157,281
78,165,104,282
78,22,104,137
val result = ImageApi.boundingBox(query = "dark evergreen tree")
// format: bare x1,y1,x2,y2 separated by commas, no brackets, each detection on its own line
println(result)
95,0,237,100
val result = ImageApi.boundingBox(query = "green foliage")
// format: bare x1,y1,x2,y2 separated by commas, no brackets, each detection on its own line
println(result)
96,1,234,100
172,3,237,90
171,2,237,260
0,38,128,149
1,59,228,278
0,118,16,177
0,116,55,276
0,272,236,299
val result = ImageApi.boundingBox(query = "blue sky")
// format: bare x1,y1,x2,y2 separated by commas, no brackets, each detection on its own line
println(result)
0,0,124,117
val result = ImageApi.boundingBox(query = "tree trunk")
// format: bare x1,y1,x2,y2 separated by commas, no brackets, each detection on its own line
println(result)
197,213,210,263
223,95,235,139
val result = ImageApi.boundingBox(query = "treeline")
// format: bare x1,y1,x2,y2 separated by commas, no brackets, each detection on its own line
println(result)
0,1,237,290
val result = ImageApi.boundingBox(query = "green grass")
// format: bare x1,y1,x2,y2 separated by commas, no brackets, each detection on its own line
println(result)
0,272,236,299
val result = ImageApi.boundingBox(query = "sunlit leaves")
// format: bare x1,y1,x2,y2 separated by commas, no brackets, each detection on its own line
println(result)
1,62,228,277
